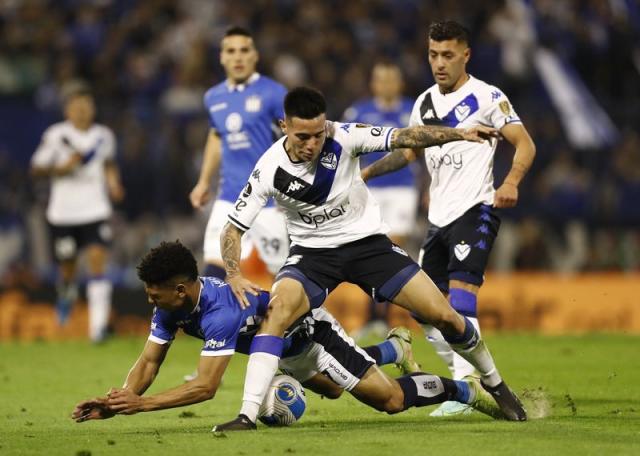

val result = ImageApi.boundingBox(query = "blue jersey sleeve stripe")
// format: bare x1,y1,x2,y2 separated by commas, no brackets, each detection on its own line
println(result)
148,334,171,345
201,349,235,357
385,128,396,151
228,215,250,231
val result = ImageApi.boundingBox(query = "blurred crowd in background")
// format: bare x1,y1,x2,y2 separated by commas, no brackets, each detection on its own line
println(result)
1,0,639,290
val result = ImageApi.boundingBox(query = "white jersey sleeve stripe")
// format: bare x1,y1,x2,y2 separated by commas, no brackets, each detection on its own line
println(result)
148,334,170,345
201,349,235,357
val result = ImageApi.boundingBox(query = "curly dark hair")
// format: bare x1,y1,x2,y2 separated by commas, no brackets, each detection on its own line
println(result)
137,240,198,285
428,20,470,45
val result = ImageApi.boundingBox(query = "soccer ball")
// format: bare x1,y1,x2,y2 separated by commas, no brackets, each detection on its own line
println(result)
258,374,307,426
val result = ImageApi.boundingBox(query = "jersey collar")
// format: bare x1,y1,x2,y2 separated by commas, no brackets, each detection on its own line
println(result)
226,72,260,92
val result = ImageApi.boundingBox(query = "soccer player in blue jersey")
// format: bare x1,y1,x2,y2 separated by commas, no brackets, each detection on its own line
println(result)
343,62,419,337
362,21,536,416
190,26,289,280
71,241,504,425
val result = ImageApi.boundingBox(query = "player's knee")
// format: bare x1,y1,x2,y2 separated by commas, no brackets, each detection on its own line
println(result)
323,388,344,400
382,383,405,414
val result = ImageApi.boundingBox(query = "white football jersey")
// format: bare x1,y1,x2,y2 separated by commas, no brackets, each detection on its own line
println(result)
228,121,395,248
31,121,116,225
409,75,522,227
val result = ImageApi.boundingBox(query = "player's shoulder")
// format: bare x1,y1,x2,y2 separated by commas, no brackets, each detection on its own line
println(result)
252,138,286,179
413,84,438,106
42,121,68,137
256,74,286,90
469,76,510,102
204,81,228,102
91,123,115,137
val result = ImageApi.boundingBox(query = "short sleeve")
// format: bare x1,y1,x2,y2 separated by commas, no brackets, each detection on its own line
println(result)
338,122,395,157
408,96,423,127
484,89,522,129
227,160,271,232
204,92,220,130
101,128,116,161
148,308,178,345
31,127,58,168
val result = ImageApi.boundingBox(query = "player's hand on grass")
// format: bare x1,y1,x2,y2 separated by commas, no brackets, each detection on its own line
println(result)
494,182,518,208
226,273,261,309
72,397,116,422
190,181,211,209
105,388,145,415
461,126,500,143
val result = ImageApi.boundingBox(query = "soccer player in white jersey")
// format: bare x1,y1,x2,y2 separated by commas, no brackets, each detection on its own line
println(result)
190,27,289,280
31,85,124,342
362,21,536,417
212,87,527,431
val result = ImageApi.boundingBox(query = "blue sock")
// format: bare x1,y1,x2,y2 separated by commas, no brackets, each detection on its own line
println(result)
453,380,471,403
442,317,478,349
364,340,398,365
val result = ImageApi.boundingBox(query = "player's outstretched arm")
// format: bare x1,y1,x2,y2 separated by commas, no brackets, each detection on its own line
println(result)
361,148,421,182
106,355,231,415
190,130,222,209
72,340,168,422
221,222,261,308
391,124,499,149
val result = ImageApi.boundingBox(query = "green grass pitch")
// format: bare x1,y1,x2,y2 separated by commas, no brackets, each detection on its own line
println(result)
2,333,639,455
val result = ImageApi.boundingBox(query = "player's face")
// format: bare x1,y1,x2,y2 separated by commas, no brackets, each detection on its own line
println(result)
220,35,258,84
281,115,327,162
370,65,403,101
428,39,470,92
64,95,95,129
144,283,188,312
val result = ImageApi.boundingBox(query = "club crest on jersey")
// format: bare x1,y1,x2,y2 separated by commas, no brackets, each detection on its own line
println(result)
320,152,338,170
226,112,243,132
454,242,471,261
454,103,472,122
245,95,262,112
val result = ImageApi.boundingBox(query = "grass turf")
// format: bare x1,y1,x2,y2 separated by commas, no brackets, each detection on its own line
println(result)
2,333,639,455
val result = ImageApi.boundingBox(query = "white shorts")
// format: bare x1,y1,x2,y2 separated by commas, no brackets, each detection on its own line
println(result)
279,307,375,392
203,199,289,274
369,186,418,236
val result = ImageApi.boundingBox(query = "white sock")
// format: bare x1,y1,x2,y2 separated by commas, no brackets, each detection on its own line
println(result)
423,324,456,377
239,352,280,422
87,278,112,341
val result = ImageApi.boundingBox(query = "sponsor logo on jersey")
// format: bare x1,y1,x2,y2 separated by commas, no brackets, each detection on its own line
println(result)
491,90,502,101
428,152,463,170
319,152,337,170
298,202,349,228
235,198,247,211
423,379,438,390
204,338,227,349
251,169,261,182
287,180,305,193
245,95,262,112
327,362,348,381
340,123,351,132
454,242,471,261
370,126,383,137
242,182,252,197
209,102,228,113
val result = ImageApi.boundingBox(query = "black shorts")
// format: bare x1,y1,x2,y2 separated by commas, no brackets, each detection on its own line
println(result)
50,220,112,262
276,234,420,308
420,204,500,292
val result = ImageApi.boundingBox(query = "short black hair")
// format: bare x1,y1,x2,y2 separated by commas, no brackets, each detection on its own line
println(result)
61,80,92,106
428,21,470,45
284,87,327,120
137,240,198,285
224,26,253,39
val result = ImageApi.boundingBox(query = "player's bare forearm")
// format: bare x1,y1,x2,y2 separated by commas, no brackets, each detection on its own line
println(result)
392,125,465,148
221,222,244,277
122,356,160,395
501,124,536,187
361,148,417,181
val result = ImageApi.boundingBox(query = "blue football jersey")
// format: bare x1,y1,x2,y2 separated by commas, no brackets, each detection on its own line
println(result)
149,277,305,357
342,98,415,188
203,73,286,203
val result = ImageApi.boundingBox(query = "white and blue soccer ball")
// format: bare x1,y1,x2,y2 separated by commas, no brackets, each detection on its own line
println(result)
258,374,307,426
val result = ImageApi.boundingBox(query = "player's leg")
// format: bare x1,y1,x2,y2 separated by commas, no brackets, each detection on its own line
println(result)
215,274,321,431
362,326,420,374
51,224,80,324
84,221,114,343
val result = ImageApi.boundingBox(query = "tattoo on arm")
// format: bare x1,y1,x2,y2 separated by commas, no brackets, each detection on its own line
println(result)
392,126,464,149
363,149,411,180
221,223,243,276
